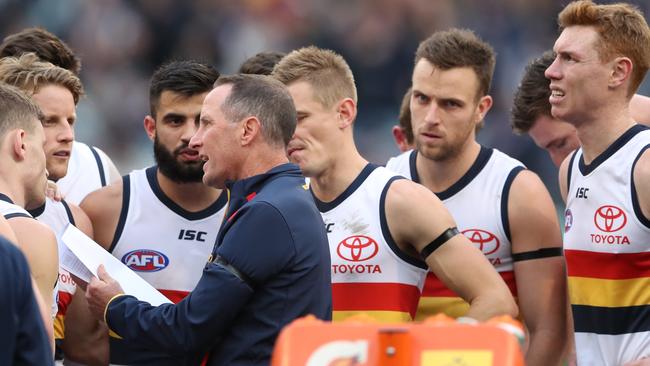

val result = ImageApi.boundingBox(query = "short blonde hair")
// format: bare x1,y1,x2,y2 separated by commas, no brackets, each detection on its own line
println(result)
271,46,357,108
558,0,650,95
0,53,83,103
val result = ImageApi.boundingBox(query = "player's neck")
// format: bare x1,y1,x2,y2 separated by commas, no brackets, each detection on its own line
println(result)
310,147,367,203
416,140,481,193
575,105,636,165
156,169,221,212
238,148,290,182
0,180,25,208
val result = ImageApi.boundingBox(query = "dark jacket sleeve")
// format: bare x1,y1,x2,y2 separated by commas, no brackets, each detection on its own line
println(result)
105,202,294,354
3,238,54,366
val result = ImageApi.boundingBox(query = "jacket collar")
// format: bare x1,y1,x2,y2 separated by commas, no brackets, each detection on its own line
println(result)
225,163,301,212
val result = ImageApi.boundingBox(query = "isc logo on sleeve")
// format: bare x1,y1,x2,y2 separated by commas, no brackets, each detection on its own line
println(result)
122,249,170,272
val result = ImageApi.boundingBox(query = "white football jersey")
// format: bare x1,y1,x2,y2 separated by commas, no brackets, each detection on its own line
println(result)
110,166,227,303
564,125,650,366
317,164,427,322
386,147,524,319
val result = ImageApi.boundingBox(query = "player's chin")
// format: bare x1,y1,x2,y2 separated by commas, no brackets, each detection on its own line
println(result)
46,166,66,182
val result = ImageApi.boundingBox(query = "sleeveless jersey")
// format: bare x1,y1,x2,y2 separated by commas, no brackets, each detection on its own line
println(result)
563,125,650,365
386,147,523,319
57,141,116,205
315,164,428,322
109,166,227,365
29,198,76,342
0,194,60,320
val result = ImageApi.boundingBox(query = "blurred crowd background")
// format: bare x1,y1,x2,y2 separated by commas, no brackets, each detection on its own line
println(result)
1,0,649,203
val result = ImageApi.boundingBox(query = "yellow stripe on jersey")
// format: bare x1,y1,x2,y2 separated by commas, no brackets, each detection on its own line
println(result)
415,297,470,321
569,276,650,308
333,310,413,323
54,314,65,339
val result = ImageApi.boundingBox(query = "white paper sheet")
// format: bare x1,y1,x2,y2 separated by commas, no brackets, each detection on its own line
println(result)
60,224,172,306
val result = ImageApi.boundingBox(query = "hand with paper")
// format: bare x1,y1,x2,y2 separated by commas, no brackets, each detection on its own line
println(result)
86,265,124,321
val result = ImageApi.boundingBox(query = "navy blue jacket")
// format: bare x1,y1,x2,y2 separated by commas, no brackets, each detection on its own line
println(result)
0,235,53,366
106,163,332,365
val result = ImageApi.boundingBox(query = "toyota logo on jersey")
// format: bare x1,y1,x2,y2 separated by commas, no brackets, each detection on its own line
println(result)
462,229,500,255
337,235,379,262
594,205,627,233
122,249,170,272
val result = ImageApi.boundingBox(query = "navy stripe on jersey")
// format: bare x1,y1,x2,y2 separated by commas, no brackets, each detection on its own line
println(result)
145,166,227,220
379,176,427,270
573,304,650,335
90,146,107,187
27,203,46,218
312,163,378,212
631,144,650,229
4,213,31,220
409,150,419,183
501,166,525,242
436,146,492,201
61,200,76,226
579,124,648,176
109,175,130,253
567,149,578,193
0,193,14,204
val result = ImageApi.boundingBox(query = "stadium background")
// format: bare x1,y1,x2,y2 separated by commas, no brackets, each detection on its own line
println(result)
1,0,649,205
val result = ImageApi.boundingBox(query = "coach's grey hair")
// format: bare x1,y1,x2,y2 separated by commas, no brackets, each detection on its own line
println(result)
0,82,43,138
215,74,296,148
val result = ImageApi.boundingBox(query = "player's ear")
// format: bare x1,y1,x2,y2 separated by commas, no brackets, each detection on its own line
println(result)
392,126,410,153
609,56,632,90
475,95,493,124
241,116,261,146
11,129,27,161
336,98,357,129
144,116,156,142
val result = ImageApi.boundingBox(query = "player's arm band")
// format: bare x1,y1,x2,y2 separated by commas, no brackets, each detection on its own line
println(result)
512,247,563,262
420,227,460,259
213,255,256,289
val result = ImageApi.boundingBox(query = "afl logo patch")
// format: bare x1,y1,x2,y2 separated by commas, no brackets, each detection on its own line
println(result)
564,209,573,233
336,235,379,262
594,205,627,233
122,249,170,272
462,229,500,255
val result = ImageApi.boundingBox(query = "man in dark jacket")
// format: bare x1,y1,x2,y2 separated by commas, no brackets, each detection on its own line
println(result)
85,74,332,365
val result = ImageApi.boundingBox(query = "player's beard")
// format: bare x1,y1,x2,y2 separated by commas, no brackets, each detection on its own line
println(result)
153,136,204,183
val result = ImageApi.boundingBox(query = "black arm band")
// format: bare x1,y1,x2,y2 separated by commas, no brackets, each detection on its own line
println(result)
213,255,256,289
512,247,564,262
420,227,460,259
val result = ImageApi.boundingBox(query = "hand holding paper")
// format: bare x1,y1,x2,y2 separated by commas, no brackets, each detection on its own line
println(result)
86,264,125,321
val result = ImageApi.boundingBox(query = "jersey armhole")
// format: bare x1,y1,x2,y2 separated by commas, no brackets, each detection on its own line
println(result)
4,212,32,220
379,176,428,270
90,146,107,187
501,166,526,243
108,175,130,253
631,144,650,229
567,149,578,194
61,200,76,226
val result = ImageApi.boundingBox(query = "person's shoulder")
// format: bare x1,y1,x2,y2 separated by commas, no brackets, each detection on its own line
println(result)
386,149,413,170
79,175,124,218
490,147,526,168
